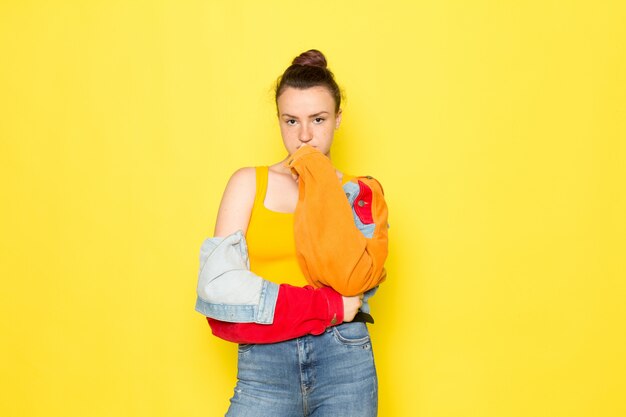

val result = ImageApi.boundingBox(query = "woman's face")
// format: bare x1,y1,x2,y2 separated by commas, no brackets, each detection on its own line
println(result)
277,86,342,157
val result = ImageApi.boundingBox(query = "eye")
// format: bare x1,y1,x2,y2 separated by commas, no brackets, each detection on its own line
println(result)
285,119,297,126
313,117,325,124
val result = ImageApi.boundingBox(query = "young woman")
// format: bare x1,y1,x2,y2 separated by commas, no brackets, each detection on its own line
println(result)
198,49,389,417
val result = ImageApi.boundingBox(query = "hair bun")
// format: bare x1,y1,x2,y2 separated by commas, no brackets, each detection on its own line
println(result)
292,49,327,68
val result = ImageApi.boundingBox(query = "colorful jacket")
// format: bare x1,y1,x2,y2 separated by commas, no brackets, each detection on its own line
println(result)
196,146,388,343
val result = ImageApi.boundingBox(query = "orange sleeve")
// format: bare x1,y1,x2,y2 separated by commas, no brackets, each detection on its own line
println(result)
287,146,388,296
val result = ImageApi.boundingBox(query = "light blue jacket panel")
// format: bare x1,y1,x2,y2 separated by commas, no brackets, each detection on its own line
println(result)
195,231,279,324
343,181,379,313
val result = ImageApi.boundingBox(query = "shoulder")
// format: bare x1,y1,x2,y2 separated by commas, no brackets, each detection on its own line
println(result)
348,175,388,230
349,174,385,196
221,167,257,206
226,166,256,188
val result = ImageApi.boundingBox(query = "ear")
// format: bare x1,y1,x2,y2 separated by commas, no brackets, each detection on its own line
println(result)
335,109,342,129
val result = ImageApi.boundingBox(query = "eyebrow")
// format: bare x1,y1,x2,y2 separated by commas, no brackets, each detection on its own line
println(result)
281,111,330,119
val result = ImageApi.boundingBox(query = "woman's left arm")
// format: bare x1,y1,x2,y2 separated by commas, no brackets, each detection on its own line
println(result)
205,284,365,344
288,146,388,296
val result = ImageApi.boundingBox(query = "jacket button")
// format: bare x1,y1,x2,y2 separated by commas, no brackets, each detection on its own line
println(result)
357,200,365,207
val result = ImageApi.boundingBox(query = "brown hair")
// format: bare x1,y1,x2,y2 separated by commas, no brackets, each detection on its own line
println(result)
275,49,342,113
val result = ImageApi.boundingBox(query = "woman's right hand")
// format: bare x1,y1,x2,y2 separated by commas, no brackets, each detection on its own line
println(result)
342,294,363,322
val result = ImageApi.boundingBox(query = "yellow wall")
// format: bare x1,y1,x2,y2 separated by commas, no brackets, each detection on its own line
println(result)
1,1,625,416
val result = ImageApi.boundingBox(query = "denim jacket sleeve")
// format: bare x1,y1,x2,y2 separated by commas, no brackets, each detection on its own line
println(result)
195,231,345,343
194,230,279,324
206,284,344,344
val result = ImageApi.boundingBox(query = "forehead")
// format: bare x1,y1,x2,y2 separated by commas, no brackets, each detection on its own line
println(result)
277,86,336,115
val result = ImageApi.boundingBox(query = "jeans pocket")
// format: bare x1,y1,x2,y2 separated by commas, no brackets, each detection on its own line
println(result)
238,343,256,354
331,322,371,347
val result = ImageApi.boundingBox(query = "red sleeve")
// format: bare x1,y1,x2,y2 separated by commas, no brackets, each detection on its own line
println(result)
206,284,344,344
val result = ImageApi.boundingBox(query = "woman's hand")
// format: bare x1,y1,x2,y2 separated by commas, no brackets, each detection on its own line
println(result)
341,294,363,322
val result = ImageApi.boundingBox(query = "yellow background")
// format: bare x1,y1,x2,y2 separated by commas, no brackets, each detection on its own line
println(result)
1,1,625,416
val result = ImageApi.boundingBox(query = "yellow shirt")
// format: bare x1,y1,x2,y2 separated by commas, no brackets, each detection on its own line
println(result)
246,166,304,287
246,156,384,296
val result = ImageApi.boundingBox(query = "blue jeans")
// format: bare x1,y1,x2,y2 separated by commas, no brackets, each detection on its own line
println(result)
226,322,378,417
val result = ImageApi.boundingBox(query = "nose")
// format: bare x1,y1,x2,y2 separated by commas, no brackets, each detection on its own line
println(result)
299,123,313,143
